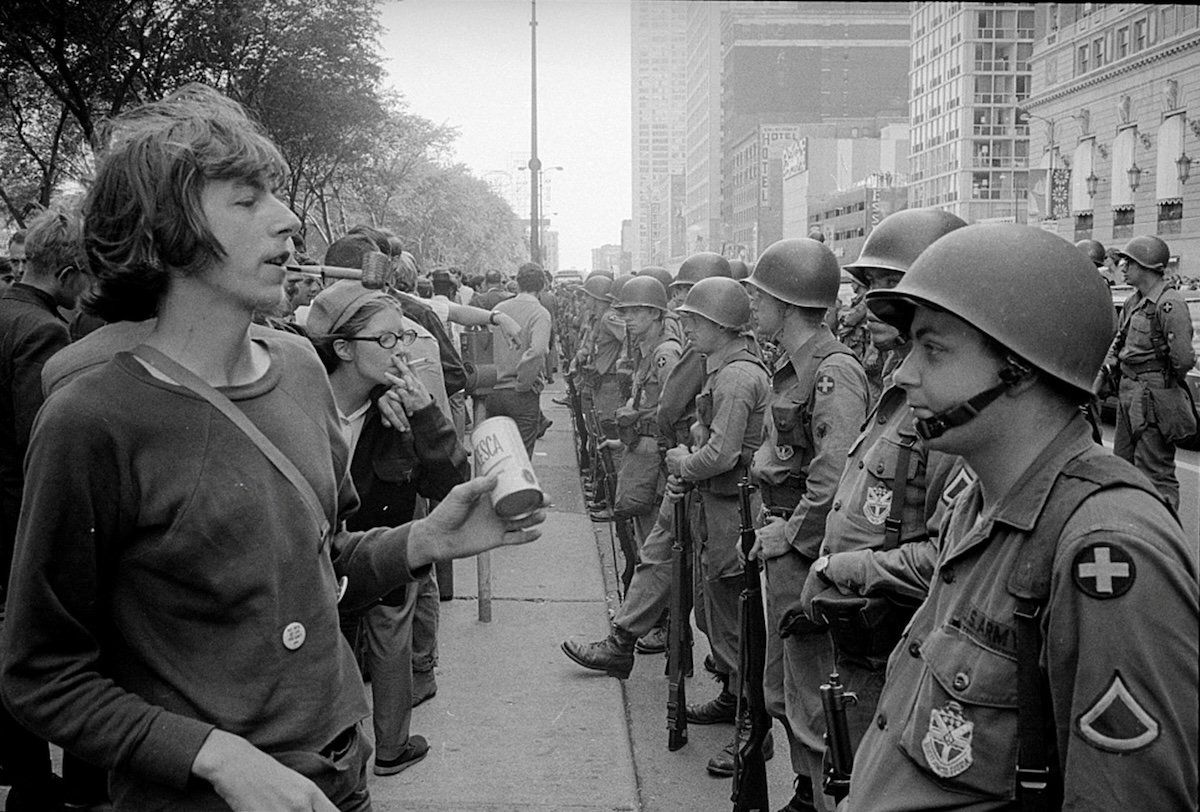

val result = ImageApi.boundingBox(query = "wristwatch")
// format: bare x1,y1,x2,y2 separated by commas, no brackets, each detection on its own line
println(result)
488,311,499,325
812,555,835,587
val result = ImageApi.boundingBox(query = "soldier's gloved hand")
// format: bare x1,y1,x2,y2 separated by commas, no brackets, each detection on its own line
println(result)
599,438,624,451
664,444,689,476
755,517,791,560
615,405,638,425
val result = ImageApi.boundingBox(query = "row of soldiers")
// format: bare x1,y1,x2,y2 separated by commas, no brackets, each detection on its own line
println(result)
560,210,1196,811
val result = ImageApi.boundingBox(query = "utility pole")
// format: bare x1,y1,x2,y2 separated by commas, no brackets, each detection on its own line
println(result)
528,0,542,265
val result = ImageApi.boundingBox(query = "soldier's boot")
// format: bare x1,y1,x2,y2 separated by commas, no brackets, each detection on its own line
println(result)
634,625,667,654
685,686,738,725
560,626,637,679
775,774,817,812
705,710,775,777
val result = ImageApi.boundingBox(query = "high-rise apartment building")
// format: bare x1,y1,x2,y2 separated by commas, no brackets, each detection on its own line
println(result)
719,2,909,261
684,3,724,261
1024,4,1200,274
631,0,689,269
909,2,1036,223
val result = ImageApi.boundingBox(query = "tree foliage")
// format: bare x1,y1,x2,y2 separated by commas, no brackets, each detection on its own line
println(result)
0,0,523,274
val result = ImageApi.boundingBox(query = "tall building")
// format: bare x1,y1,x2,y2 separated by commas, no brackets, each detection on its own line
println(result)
684,2,724,260
592,244,623,273
1024,4,1200,275
909,2,1036,223
719,3,909,261
631,0,689,268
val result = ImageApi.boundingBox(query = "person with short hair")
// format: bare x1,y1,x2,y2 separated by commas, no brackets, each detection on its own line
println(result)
0,83,544,812
0,208,106,811
5,231,26,281
849,225,1197,811
484,262,551,455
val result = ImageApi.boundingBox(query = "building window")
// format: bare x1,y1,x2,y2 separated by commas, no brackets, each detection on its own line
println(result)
1116,27,1129,58
1091,37,1104,68
1157,201,1182,235
1113,207,1135,240
1074,214,1094,241
1133,18,1147,51
1158,7,1176,39
1077,45,1089,75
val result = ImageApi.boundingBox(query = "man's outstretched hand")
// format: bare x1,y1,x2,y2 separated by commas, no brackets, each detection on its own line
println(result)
408,474,545,567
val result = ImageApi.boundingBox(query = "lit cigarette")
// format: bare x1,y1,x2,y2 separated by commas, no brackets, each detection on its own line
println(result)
405,357,433,368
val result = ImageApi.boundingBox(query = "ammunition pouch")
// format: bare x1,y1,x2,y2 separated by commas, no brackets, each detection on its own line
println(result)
759,475,805,514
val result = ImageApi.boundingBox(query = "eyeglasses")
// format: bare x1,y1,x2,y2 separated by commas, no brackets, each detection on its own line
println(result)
345,330,418,349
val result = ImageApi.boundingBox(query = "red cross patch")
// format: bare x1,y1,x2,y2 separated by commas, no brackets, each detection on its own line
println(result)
815,374,835,395
1072,543,1135,599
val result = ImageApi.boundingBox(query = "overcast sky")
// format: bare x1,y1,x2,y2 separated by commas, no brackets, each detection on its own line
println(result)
379,0,632,270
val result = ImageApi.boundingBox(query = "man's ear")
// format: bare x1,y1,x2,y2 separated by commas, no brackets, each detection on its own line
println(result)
333,338,355,362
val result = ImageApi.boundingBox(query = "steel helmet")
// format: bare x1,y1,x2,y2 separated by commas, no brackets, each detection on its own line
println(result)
746,238,841,309
1113,235,1170,272
582,274,614,302
677,277,751,330
867,224,1114,397
608,274,635,303
843,208,968,287
614,276,669,311
1075,239,1107,267
807,227,826,243
586,270,614,281
728,259,750,281
671,251,731,290
637,266,674,289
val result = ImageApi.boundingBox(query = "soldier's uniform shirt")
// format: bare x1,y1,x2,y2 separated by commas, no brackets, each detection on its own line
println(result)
678,336,768,488
819,385,972,601
849,416,1198,811
628,324,681,422
1112,278,1195,374
589,309,627,376
751,325,869,557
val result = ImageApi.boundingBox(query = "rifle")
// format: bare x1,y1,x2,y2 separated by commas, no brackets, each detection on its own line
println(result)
731,477,770,811
565,371,591,473
666,477,693,751
596,416,638,595
820,668,858,804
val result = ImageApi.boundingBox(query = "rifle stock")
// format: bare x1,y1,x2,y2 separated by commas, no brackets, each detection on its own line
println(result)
820,671,857,804
732,477,770,811
565,372,591,472
666,481,693,751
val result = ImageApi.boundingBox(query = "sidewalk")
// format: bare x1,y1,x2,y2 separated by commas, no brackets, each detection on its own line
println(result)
368,383,640,810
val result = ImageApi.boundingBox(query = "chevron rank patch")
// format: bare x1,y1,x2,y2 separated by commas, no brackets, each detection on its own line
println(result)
1072,543,1135,599
1076,671,1160,752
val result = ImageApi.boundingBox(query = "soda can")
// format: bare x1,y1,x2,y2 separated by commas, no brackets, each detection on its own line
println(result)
472,416,544,519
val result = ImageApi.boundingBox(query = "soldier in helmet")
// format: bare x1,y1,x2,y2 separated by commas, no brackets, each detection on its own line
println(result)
560,253,736,673
666,276,772,776
849,224,1196,810
610,277,682,540
1100,234,1195,510
794,209,972,778
1075,238,1119,286
744,238,869,810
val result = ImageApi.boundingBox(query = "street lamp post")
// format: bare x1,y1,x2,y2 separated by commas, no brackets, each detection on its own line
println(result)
528,0,541,266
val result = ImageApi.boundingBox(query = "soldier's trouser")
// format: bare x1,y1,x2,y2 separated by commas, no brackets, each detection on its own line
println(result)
764,549,835,811
412,570,440,676
363,588,419,760
1114,380,1180,510
694,493,744,688
613,494,676,638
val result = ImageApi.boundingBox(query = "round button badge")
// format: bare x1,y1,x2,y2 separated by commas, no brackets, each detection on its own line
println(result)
282,622,306,651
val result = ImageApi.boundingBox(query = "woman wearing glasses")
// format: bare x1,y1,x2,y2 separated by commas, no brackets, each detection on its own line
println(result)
307,281,470,779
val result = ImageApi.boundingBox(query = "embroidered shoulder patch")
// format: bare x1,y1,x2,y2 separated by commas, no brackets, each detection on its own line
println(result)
815,374,835,395
1076,671,1160,752
1161,301,1173,314
1073,543,1135,599
657,354,668,368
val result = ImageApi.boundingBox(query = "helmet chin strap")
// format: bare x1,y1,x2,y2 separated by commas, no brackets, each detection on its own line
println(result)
914,358,1030,441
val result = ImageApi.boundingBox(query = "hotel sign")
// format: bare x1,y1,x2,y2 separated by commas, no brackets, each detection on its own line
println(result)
760,126,801,204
